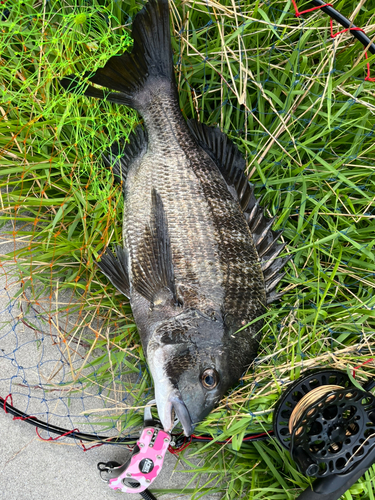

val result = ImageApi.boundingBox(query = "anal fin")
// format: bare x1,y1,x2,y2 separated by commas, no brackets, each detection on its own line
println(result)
103,126,148,193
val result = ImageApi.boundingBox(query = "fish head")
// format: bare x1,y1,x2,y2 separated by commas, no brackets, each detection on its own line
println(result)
147,309,244,436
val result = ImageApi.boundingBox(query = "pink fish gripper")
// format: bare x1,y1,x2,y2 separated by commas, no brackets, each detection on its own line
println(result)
97,403,171,495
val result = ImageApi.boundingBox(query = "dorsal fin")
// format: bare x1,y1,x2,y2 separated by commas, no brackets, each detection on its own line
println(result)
103,126,147,192
132,189,177,307
188,119,291,304
187,119,251,210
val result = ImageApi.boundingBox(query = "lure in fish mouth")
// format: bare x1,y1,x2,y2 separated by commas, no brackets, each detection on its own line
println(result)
60,0,290,435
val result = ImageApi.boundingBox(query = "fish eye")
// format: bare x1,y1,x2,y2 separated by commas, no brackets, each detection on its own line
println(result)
201,368,219,390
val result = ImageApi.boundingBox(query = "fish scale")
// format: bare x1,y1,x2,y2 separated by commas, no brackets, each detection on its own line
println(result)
125,95,226,314
61,0,289,436
126,154,224,313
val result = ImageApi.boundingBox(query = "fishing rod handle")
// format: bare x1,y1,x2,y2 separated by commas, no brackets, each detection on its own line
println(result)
296,465,367,500
296,447,375,500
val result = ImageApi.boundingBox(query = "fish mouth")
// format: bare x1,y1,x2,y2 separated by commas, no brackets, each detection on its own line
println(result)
162,388,193,437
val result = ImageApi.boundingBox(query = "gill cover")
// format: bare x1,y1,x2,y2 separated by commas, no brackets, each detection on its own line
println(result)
147,310,241,436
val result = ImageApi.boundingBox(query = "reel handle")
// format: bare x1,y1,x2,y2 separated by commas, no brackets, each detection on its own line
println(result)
297,446,375,500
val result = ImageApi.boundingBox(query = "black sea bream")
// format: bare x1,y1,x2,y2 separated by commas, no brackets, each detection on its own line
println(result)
61,0,290,436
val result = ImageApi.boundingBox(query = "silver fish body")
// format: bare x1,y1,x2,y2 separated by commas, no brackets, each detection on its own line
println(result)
61,0,289,436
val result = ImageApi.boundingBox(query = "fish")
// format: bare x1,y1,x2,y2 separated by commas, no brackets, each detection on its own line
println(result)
60,0,290,437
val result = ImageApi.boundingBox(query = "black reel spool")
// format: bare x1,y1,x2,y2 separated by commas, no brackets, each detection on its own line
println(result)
273,370,375,478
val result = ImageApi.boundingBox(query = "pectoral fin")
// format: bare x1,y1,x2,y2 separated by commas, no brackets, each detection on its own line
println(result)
132,189,177,307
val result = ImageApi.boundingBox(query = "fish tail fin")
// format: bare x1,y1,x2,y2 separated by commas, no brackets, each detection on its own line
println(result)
60,0,174,108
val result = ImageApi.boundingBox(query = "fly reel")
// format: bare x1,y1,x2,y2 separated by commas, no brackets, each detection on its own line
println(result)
273,370,375,478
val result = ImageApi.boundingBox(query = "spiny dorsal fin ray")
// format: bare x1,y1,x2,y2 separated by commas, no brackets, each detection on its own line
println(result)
261,242,287,272
253,217,275,247
103,126,148,193
187,119,291,304
266,290,285,305
96,245,130,298
132,189,176,307
263,256,291,282
257,229,283,258
266,272,287,298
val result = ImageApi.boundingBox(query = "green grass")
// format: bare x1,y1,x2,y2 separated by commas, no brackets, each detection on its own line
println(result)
1,0,375,498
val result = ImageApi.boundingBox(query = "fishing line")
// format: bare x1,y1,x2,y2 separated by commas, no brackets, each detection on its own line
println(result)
288,384,343,433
